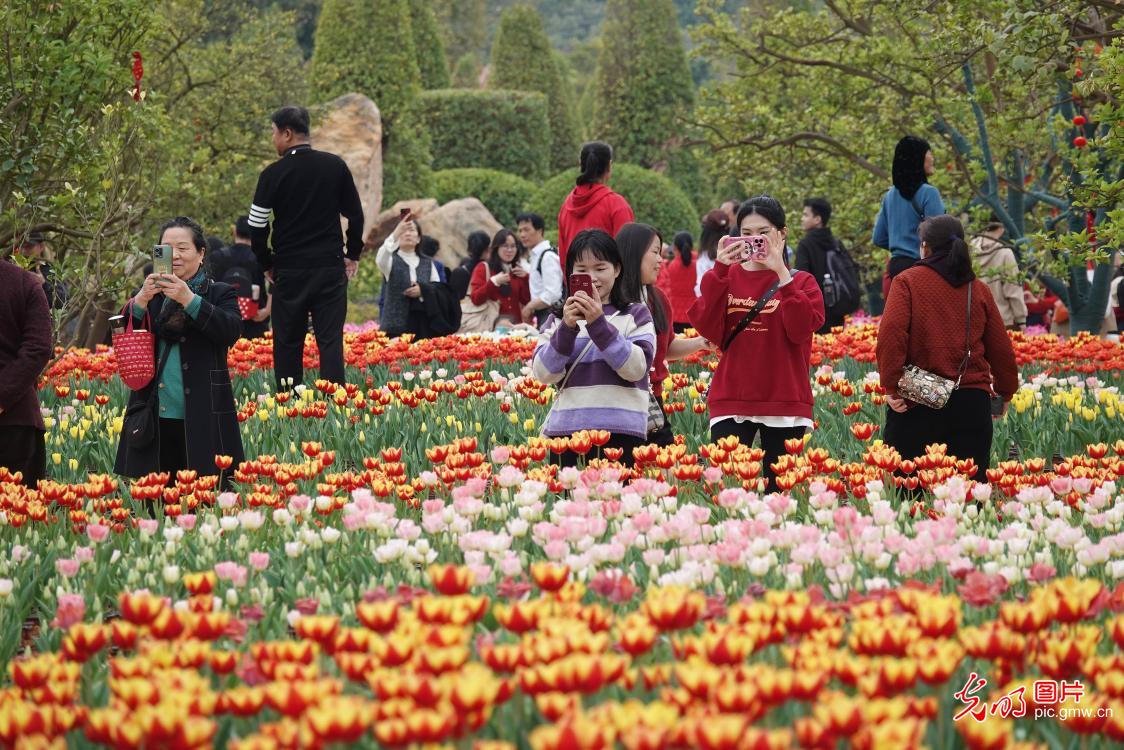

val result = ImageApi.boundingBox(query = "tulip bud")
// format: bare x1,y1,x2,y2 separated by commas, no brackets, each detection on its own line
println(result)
163,565,181,584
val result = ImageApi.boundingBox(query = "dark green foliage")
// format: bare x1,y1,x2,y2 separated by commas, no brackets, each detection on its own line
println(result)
490,4,580,171
432,169,537,227
592,0,695,169
311,0,419,122
409,0,450,89
451,53,482,88
311,0,433,206
418,89,550,180
433,0,487,62
531,164,698,240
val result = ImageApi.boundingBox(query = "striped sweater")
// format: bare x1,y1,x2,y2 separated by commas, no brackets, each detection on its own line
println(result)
532,303,656,439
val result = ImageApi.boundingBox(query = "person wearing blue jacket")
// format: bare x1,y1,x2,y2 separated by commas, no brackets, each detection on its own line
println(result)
873,136,945,294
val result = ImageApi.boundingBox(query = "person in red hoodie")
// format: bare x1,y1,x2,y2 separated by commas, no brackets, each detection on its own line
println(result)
557,141,634,271
689,196,825,492
663,231,699,333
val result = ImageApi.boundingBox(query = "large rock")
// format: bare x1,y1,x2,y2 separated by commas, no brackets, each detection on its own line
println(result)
364,198,500,267
312,93,383,230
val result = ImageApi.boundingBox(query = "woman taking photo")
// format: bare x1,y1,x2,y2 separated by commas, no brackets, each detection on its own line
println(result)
556,141,634,270
376,214,443,338
689,196,824,493
114,217,244,486
877,215,1018,482
532,229,655,467
469,229,531,329
617,223,709,445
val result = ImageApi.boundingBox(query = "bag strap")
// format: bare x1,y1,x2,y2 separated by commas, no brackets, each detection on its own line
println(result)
954,283,973,386
556,312,619,392
122,298,151,334
722,281,781,351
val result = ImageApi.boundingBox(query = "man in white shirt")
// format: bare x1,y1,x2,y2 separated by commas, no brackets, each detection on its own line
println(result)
517,212,563,328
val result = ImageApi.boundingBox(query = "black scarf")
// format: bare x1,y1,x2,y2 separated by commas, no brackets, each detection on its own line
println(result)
156,270,208,341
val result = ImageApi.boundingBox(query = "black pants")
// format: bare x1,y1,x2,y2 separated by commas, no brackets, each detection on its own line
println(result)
883,388,992,482
271,266,347,389
159,419,188,481
551,432,645,469
0,425,46,487
710,419,806,493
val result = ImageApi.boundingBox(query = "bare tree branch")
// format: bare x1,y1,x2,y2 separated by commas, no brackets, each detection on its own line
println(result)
711,131,890,179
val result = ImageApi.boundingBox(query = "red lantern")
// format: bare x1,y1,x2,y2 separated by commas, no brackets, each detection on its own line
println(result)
1074,136,1088,148
1073,115,1087,126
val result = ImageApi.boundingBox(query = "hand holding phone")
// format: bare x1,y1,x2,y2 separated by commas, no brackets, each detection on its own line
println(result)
743,235,769,261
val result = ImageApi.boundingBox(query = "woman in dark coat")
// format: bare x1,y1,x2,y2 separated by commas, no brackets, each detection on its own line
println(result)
114,217,245,484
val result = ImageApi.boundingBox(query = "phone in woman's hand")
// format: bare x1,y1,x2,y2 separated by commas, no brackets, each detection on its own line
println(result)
568,273,595,299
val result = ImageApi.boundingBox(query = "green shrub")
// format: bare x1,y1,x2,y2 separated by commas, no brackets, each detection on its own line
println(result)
490,4,580,172
417,89,550,180
432,168,536,227
531,164,698,241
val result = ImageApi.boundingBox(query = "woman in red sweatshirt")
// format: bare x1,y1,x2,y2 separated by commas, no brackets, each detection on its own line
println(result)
877,215,1018,482
469,229,531,327
557,141,634,271
689,196,825,492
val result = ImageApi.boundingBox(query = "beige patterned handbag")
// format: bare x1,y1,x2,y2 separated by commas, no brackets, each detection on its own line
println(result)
897,284,972,409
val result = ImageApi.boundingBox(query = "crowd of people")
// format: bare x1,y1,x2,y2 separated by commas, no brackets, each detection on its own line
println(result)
2,107,1121,495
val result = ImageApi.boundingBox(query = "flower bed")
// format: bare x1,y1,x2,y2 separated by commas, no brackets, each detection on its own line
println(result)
2,327,1124,747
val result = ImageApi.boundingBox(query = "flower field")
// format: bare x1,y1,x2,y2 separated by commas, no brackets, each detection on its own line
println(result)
3,325,1124,748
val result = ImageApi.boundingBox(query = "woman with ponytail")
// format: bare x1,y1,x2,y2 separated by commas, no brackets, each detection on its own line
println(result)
664,230,699,333
557,141,634,271
876,215,1018,482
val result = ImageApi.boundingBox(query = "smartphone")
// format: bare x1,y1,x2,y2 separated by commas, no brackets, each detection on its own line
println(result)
568,273,596,299
152,244,173,276
399,207,411,220
718,234,769,261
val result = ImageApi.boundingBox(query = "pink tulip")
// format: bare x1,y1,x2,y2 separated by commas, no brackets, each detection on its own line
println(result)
86,523,109,543
248,552,270,571
176,514,196,531
50,593,86,629
74,547,94,563
138,519,159,536
55,558,80,578
1027,562,1056,584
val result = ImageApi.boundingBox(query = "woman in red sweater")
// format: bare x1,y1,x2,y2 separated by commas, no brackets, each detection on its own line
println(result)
557,141,634,271
469,229,531,328
877,215,1018,482
689,196,825,492
664,231,698,333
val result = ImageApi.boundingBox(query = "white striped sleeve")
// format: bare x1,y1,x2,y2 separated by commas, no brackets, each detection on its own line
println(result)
248,203,271,229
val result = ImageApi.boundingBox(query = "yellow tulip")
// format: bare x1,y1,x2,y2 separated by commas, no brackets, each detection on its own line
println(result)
509,413,519,424
358,431,366,443
52,453,62,465
257,409,269,422
523,418,536,431
68,458,79,471
69,426,79,439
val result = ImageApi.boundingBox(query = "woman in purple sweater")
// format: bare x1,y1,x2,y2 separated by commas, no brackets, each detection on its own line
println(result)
531,229,655,468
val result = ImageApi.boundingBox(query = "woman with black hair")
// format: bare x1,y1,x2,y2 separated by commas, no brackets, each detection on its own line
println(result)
556,141,634,271
877,215,1018,482
696,209,731,297
114,217,245,487
873,136,946,296
662,230,699,333
376,214,445,339
447,230,491,302
532,229,655,467
689,196,825,493
616,223,710,445
469,229,531,329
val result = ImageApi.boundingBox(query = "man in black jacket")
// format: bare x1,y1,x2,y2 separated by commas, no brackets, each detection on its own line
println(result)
248,105,364,389
795,197,843,333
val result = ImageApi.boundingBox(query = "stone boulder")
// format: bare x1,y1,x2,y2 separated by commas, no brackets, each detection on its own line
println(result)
364,198,500,268
312,93,383,229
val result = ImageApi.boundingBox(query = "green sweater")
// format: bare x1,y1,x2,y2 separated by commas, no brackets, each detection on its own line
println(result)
132,284,204,420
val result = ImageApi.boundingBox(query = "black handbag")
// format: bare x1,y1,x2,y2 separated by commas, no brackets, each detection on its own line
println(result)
123,343,173,448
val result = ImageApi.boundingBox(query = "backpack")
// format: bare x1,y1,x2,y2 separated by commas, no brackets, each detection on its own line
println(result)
536,246,559,275
823,240,862,317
